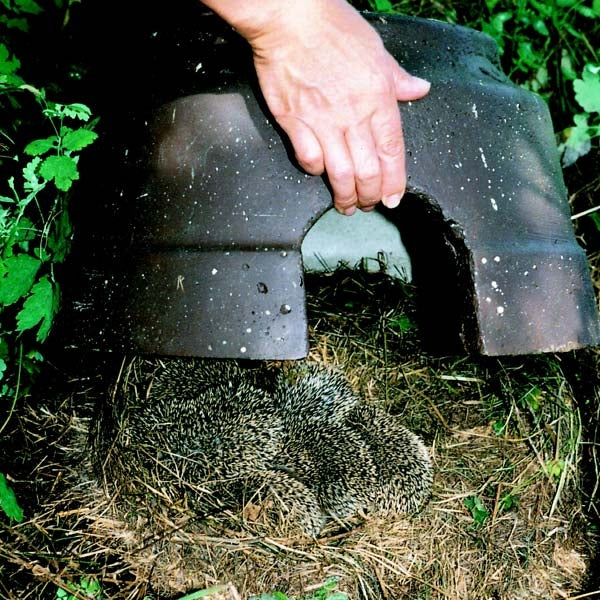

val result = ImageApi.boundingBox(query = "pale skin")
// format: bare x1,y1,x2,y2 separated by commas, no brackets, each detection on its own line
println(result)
201,0,431,215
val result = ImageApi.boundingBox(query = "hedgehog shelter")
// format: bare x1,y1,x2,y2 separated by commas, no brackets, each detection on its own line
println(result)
4,5,600,600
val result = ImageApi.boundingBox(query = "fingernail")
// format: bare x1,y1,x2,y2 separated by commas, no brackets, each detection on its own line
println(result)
344,206,357,216
412,75,431,90
382,194,402,209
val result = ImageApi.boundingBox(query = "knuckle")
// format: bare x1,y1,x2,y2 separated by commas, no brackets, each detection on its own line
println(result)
296,149,324,174
377,134,403,158
355,163,381,186
334,191,357,208
357,192,380,206
328,162,354,183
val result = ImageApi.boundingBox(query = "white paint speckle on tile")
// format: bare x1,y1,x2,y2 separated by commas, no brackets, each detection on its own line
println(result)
479,147,488,168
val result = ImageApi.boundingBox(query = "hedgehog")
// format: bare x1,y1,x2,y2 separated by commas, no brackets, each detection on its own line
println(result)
94,357,287,515
93,357,432,536
273,362,432,523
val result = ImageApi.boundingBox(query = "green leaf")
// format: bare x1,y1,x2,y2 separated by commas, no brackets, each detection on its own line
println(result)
13,216,36,244
560,113,592,166
0,473,23,522
464,495,489,526
62,102,92,121
389,314,416,332
369,0,393,11
576,4,600,17
62,128,98,152
0,15,29,31
23,156,43,192
574,65,600,113
492,419,506,435
531,17,549,36
15,0,43,14
546,458,565,480
0,254,41,306
176,587,230,600
499,492,518,511
516,41,544,69
24,136,58,156
47,209,72,262
16,276,57,341
0,43,21,75
561,50,578,81
39,155,79,191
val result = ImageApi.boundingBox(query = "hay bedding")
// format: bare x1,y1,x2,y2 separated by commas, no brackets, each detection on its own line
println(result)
0,271,595,599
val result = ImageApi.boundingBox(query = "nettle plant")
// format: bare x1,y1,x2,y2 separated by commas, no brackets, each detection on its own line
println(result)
0,0,97,520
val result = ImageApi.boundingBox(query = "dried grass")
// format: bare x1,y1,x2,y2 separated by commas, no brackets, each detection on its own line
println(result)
0,270,596,600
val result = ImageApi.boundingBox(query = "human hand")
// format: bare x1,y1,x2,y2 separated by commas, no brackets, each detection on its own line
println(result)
201,0,430,214
217,0,430,215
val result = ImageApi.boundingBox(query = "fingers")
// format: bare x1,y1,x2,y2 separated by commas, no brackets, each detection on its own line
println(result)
325,103,406,214
322,133,358,215
371,102,406,209
392,63,431,101
277,115,325,175
283,108,405,215
345,123,382,211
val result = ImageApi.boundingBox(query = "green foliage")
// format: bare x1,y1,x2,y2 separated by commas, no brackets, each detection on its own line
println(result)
464,495,490,527
0,472,23,521
55,577,104,600
250,579,349,600
518,385,544,423
389,314,416,333
559,63,600,166
546,457,566,480
175,587,231,600
368,0,395,11
0,0,98,520
364,0,600,166
499,491,518,511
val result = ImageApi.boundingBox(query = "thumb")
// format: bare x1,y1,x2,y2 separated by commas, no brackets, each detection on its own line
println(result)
393,65,431,101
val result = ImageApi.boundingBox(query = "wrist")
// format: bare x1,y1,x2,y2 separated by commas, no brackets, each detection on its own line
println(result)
200,0,290,42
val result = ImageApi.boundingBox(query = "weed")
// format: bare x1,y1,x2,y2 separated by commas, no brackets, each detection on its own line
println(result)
55,577,104,600
559,62,600,166
175,586,231,600
0,0,98,519
251,578,349,600
0,471,22,521
363,0,600,166
499,491,519,511
464,495,490,527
